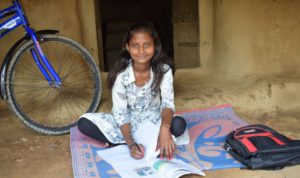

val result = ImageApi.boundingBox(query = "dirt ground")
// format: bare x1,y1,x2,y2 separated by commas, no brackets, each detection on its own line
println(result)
1,69,300,178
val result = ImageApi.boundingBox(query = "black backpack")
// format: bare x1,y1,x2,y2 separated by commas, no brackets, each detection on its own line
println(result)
224,124,300,170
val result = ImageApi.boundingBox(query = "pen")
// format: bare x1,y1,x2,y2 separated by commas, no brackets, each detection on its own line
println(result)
135,143,142,153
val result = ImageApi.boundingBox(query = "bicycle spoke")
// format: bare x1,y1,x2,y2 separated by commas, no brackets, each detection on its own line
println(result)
54,43,70,76
64,84,96,91
6,82,50,87
17,62,38,76
63,90,93,104
44,90,65,125
60,67,90,81
65,76,95,83
13,72,44,80
18,88,57,115
58,91,78,121
13,87,51,101
60,55,82,80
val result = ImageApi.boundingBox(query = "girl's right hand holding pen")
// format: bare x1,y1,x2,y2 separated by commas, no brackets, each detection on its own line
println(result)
129,142,145,159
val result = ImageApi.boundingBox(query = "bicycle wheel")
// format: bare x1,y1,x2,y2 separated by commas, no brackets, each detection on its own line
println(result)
6,34,102,134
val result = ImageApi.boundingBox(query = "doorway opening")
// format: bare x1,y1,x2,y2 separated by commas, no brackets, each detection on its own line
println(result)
96,0,173,72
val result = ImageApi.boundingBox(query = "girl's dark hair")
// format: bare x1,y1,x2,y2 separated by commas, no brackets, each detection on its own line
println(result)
107,22,175,91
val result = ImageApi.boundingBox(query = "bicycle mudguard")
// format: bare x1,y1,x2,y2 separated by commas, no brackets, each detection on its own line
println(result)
0,29,59,99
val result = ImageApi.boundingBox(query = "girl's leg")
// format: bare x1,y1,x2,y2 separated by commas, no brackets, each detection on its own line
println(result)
170,115,187,137
77,117,112,144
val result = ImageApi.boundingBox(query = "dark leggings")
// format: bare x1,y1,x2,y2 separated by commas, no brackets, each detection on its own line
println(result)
77,115,187,145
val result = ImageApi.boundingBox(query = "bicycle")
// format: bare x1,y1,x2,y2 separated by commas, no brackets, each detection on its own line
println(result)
0,0,102,135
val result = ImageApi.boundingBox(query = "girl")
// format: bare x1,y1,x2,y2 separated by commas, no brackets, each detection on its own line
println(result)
77,22,187,160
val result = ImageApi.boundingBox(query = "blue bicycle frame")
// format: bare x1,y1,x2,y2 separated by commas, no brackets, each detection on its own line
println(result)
0,0,61,86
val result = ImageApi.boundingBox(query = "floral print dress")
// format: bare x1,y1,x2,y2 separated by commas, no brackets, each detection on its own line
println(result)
80,62,175,144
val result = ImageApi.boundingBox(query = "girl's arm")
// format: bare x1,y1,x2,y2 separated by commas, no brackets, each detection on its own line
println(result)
156,66,175,159
157,108,174,159
120,123,144,159
112,74,144,159
161,107,173,127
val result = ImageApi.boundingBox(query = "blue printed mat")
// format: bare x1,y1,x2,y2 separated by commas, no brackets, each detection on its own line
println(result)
70,104,247,178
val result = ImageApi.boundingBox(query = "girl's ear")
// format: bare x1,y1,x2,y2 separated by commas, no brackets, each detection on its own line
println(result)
126,43,129,51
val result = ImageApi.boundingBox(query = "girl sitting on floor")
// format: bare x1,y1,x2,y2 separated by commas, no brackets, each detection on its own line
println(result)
77,22,187,160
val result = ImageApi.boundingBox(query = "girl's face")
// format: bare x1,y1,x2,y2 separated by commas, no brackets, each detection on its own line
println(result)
126,31,155,66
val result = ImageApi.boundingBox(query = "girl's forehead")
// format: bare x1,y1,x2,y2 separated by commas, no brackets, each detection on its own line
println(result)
129,31,153,42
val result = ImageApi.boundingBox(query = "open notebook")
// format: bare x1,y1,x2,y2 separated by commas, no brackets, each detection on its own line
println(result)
97,122,205,178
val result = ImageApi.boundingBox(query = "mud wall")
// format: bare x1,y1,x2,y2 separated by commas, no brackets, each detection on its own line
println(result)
0,0,99,66
172,0,200,68
1,0,300,79
199,0,300,79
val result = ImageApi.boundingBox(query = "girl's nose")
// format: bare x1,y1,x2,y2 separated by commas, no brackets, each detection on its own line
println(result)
139,47,145,53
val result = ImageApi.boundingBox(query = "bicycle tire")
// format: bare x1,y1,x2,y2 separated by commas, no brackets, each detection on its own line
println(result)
5,34,102,135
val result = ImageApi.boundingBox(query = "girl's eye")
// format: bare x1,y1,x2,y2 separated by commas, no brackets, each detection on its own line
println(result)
144,43,151,48
132,44,139,48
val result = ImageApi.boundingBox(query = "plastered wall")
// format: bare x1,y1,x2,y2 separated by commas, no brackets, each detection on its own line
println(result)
200,0,300,79
1,0,300,80
0,0,80,61
173,0,200,68
0,0,99,66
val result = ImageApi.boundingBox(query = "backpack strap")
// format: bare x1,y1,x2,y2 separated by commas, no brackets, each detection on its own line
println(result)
234,126,286,153
239,137,258,152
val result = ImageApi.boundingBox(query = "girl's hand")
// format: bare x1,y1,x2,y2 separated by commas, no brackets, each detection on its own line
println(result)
156,126,175,160
129,143,145,159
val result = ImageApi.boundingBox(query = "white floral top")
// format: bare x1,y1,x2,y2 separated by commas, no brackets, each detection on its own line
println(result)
80,61,175,143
